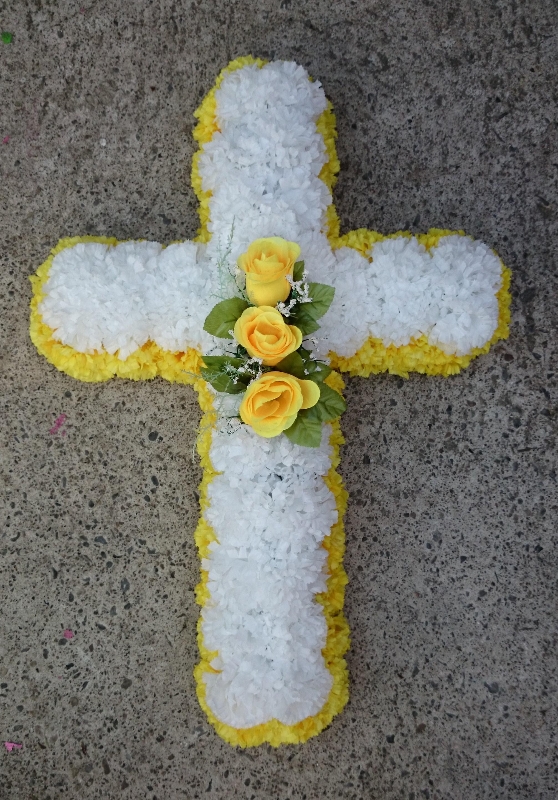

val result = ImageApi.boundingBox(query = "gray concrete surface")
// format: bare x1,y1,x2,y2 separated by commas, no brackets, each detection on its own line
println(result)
1,0,557,798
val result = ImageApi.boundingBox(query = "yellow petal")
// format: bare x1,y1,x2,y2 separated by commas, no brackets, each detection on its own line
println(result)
246,275,291,307
280,412,299,433
288,325,303,351
299,379,320,409
251,421,287,438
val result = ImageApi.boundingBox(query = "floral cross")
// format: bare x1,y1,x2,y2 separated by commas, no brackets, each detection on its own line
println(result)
29,57,510,747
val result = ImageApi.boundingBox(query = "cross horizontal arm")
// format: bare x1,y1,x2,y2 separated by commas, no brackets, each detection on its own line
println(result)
33,60,509,381
33,231,508,379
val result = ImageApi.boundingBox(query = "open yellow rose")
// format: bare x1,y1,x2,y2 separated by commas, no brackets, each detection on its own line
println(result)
239,372,320,438
237,237,301,307
234,306,302,366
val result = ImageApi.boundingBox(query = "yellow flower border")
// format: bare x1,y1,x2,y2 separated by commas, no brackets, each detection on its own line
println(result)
328,228,511,378
28,55,511,748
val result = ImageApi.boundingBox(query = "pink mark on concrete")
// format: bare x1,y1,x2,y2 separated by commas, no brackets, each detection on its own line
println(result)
80,6,86,12
63,629,74,640
2,136,9,145
49,414,67,435
4,742,22,752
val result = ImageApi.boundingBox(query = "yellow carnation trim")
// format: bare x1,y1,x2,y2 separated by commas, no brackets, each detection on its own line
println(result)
327,227,512,378
28,55,511,748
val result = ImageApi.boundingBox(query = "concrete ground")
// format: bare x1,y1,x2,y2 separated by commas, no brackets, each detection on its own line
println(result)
1,0,557,797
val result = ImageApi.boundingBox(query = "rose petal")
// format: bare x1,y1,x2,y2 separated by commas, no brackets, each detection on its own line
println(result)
299,379,320,410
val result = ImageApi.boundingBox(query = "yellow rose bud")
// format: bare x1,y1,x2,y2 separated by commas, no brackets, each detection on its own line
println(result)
239,372,320,438
237,237,301,307
234,306,303,366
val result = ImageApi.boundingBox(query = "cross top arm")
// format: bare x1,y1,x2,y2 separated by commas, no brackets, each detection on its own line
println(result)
29,56,511,747
31,57,510,384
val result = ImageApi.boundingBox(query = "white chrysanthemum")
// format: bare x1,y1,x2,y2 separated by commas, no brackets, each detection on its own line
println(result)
357,235,502,356
427,235,502,354
40,240,220,358
201,424,336,727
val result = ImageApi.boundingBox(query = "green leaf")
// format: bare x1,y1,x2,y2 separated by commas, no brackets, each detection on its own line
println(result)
289,307,321,335
201,356,248,394
282,346,332,380
303,359,332,382
293,261,305,282
201,355,244,369
275,351,307,379
303,382,346,422
201,368,247,394
298,347,332,380
283,412,323,448
304,283,335,320
289,283,335,333
203,298,250,339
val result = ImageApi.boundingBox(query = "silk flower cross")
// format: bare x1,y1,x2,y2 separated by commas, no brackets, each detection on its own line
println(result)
29,57,511,747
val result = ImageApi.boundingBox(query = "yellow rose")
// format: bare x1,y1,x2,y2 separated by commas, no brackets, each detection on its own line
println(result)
237,237,301,307
234,306,303,366
239,372,320,438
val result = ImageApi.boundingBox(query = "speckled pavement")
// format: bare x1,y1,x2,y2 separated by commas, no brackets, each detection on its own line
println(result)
1,1,557,798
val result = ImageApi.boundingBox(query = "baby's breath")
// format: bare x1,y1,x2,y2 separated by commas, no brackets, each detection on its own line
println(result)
211,220,248,302
276,271,313,318
276,298,297,317
244,357,263,383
